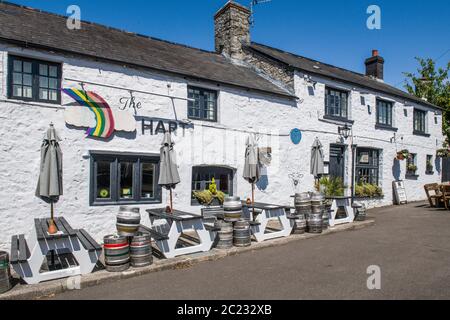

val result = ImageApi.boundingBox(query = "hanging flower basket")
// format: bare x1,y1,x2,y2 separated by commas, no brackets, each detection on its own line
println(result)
396,149,409,161
436,148,449,158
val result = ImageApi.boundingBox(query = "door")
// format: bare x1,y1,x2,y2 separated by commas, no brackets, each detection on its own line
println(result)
329,144,346,181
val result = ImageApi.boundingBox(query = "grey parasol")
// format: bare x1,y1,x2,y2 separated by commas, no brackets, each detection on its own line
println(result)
35,123,63,234
158,132,180,212
243,135,260,217
310,137,325,179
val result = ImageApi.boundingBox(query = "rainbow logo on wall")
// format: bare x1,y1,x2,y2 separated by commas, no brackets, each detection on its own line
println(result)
62,88,115,138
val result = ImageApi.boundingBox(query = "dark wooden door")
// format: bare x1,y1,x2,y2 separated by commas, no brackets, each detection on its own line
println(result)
329,144,346,181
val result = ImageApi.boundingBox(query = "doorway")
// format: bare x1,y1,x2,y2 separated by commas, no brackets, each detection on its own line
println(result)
329,144,346,181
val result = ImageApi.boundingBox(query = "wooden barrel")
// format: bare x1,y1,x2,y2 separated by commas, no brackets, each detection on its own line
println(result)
0,251,11,294
116,206,141,237
307,213,323,234
292,214,307,234
233,220,251,247
130,232,153,268
223,196,242,222
215,220,233,249
103,235,130,272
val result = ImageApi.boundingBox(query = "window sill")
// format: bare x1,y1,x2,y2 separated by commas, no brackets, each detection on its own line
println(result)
321,115,354,125
375,124,398,132
425,171,435,175
187,117,218,123
413,131,431,137
405,173,419,180
90,199,162,207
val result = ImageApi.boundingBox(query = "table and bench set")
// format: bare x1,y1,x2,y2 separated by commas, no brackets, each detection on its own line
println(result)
7,196,357,285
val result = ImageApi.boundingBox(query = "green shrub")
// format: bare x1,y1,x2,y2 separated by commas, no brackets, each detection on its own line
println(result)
317,176,346,197
355,182,383,198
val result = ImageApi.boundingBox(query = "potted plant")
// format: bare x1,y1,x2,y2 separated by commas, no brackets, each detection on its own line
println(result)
407,164,418,174
396,149,409,161
436,148,449,158
192,178,225,206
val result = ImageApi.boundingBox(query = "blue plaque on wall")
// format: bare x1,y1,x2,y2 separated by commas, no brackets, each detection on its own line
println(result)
290,128,302,145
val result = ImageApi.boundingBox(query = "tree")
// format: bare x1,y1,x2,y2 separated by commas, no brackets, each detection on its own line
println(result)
403,57,450,143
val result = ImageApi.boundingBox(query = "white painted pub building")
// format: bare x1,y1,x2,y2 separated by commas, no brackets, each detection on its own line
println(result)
0,2,444,249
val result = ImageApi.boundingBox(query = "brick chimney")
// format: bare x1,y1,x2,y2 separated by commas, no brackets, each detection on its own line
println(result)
214,1,251,60
365,49,384,80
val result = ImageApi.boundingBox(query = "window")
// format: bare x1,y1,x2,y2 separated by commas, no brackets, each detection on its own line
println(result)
325,87,348,119
376,99,393,127
8,55,61,103
426,155,434,174
414,109,427,134
406,153,418,176
188,86,218,122
355,148,380,185
90,152,161,206
191,166,234,203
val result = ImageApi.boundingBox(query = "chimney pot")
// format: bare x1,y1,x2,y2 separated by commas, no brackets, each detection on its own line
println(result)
365,50,384,80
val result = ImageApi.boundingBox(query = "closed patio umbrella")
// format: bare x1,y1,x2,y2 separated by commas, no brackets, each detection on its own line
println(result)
243,135,260,217
311,137,325,180
158,132,180,213
35,123,63,235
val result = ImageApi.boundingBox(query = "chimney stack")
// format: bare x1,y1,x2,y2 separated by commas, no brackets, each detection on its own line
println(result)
365,49,384,80
214,1,251,60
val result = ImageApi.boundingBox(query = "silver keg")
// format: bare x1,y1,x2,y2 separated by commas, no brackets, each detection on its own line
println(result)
223,196,243,222
103,234,130,272
307,213,323,234
233,220,251,247
116,206,141,237
215,220,233,249
130,232,152,268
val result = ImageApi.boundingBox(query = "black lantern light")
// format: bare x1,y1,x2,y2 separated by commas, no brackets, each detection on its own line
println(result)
338,124,351,140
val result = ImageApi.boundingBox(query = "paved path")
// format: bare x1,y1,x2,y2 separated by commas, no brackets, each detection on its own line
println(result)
50,202,450,300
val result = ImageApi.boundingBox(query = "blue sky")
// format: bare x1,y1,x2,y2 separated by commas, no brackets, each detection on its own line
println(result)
7,0,450,90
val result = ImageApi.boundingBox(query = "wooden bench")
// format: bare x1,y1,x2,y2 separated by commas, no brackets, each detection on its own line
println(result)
204,224,221,232
201,207,224,219
139,225,169,241
424,183,444,208
10,234,29,264
76,229,102,252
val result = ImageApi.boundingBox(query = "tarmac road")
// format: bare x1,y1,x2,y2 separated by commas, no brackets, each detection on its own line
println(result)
50,202,450,300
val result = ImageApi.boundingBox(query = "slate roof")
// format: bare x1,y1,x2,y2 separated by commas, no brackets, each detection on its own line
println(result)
0,2,294,99
249,43,440,109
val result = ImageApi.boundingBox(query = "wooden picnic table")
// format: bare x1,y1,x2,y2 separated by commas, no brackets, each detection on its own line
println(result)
241,201,294,242
146,208,218,259
10,217,102,285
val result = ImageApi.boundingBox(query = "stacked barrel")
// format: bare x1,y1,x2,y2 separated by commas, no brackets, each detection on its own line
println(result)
0,251,11,294
103,206,153,272
214,220,233,249
293,193,311,234
233,220,251,247
294,192,325,234
103,234,130,272
130,232,153,268
308,192,324,234
214,197,252,248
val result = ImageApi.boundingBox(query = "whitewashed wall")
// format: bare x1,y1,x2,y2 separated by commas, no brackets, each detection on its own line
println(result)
293,71,444,207
0,44,444,250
